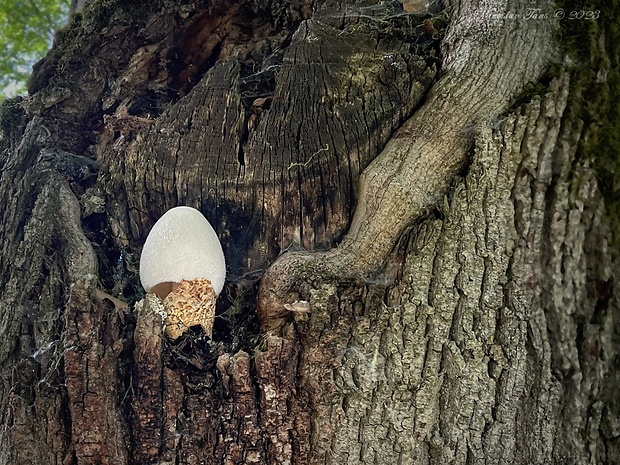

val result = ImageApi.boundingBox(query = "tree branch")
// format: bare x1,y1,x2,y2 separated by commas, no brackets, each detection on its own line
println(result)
258,0,558,331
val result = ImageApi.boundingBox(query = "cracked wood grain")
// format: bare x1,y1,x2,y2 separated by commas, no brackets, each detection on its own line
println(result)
257,0,556,331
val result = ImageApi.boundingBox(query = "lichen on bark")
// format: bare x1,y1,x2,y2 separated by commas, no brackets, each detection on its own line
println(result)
0,0,618,463
282,73,618,464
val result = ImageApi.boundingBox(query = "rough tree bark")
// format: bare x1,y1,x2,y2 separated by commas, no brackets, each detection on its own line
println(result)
0,0,618,464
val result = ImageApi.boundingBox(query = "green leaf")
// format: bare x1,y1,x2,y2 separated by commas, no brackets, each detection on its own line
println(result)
0,0,70,99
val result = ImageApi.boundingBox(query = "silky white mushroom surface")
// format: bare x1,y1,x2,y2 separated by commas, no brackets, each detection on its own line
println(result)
139,206,226,296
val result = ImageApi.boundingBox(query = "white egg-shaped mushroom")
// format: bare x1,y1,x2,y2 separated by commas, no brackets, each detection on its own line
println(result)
139,206,226,339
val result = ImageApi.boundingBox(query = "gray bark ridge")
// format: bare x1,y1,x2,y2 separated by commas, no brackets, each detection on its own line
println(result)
292,73,617,465
258,0,557,330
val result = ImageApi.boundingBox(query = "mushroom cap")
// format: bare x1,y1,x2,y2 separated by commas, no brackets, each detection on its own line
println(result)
139,206,226,296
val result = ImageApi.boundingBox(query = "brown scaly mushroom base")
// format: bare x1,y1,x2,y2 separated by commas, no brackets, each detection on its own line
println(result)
163,278,217,339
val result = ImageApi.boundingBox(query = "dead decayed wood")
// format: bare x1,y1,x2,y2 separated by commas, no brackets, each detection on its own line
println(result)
0,0,618,464
131,295,164,463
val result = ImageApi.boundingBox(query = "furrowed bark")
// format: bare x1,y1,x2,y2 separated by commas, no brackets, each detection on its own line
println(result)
258,0,556,330
286,73,618,464
0,0,617,463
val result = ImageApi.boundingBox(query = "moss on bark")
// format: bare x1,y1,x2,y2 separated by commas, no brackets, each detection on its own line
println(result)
556,0,620,253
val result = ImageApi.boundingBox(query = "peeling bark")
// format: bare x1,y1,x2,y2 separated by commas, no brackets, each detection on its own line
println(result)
132,295,164,463
64,278,130,465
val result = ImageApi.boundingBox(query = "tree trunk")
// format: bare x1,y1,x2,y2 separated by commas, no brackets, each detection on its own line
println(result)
0,0,618,464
